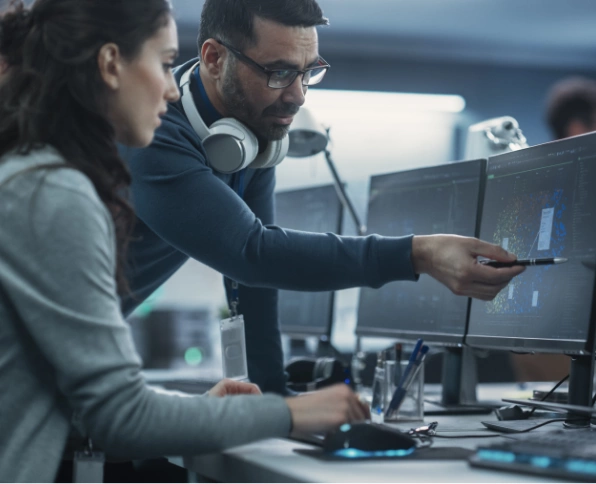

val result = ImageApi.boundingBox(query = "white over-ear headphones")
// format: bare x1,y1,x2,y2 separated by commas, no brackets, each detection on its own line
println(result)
180,61,289,174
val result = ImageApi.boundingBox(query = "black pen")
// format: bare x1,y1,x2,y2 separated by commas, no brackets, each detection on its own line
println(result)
479,257,568,268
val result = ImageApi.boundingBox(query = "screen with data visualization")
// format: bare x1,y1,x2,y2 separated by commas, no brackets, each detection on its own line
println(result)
467,133,596,353
356,160,485,344
275,185,342,336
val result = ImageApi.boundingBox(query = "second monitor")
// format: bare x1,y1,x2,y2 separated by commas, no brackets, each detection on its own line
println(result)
356,159,488,413
356,159,485,344
274,184,343,339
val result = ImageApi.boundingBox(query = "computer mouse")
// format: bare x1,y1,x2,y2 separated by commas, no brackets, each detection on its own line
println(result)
323,421,417,453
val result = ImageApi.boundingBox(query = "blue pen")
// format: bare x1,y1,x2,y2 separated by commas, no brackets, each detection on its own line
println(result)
386,339,423,411
386,344,428,413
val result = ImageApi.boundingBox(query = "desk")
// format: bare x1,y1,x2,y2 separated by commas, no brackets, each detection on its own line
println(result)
169,384,564,482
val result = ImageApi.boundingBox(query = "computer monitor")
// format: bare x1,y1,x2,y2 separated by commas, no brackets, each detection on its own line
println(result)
356,159,485,345
274,184,343,338
467,133,596,422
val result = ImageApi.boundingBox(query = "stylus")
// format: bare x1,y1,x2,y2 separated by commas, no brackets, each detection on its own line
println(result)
479,257,568,268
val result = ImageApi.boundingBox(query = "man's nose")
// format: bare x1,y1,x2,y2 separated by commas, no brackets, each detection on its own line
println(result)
281,75,307,107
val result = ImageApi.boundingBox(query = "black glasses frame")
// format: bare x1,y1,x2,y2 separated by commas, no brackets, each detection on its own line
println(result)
216,39,329,89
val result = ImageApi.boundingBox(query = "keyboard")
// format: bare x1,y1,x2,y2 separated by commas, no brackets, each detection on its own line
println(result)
469,428,596,481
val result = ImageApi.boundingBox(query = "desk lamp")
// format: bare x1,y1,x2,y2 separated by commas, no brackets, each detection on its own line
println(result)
287,107,366,236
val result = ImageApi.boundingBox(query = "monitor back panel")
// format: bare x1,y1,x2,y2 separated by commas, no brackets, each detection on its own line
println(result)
467,133,596,354
356,159,486,345
275,184,343,336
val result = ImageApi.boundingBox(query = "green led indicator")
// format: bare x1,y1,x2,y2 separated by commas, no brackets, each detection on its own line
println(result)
184,347,203,366
487,174,495,179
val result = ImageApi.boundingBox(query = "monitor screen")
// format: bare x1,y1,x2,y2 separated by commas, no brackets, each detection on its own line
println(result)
467,133,596,354
274,184,343,336
356,159,485,344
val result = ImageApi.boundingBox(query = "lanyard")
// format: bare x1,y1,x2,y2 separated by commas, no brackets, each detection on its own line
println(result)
229,170,246,317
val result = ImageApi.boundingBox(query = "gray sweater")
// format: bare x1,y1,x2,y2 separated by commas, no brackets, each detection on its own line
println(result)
0,147,292,483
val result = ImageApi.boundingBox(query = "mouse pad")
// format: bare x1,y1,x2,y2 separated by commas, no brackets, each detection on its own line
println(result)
294,446,473,462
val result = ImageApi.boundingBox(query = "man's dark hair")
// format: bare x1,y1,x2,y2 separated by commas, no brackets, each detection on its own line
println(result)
546,77,596,140
197,0,328,54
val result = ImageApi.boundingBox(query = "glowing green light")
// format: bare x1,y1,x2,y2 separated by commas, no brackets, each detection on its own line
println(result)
184,347,203,366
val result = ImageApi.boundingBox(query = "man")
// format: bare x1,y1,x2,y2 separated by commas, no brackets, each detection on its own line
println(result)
546,76,596,139
121,0,523,394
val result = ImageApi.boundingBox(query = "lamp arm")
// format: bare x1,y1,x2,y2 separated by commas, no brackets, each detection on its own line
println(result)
323,149,366,236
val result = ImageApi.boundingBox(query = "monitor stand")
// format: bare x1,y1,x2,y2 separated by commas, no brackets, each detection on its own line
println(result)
424,347,495,415
316,335,345,360
289,338,313,359
566,354,594,428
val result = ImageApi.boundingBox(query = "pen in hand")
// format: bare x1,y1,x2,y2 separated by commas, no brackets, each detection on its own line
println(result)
479,257,568,268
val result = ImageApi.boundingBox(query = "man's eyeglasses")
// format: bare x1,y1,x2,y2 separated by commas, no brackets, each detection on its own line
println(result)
216,39,329,89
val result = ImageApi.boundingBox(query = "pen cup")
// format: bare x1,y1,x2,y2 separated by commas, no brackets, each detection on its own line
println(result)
383,360,424,422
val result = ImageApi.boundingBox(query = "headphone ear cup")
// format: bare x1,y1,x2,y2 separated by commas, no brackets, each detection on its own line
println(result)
202,119,259,174
250,135,289,169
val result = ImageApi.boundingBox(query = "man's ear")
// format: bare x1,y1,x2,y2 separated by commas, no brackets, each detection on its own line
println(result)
97,43,123,90
201,39,226,80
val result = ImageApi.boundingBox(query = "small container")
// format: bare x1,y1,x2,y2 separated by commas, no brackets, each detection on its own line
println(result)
383,359,424,422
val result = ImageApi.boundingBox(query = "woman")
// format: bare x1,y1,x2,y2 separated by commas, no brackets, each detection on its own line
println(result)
0,1,369,481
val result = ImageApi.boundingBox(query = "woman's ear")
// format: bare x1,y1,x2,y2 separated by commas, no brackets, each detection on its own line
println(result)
97,43,123,90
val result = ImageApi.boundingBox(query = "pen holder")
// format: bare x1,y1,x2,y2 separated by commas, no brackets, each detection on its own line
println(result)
383,360,424,422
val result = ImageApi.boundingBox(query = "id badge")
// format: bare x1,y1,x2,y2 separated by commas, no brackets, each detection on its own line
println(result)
73,450,105,483
220,315,249,381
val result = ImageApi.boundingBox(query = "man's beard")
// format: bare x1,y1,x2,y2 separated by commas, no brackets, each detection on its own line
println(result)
221,66,299,141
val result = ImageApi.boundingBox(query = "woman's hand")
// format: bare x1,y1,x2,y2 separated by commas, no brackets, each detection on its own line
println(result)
285,384,370,434
208,379,262,397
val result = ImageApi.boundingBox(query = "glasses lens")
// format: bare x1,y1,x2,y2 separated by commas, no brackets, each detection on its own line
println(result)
268,70,298,89
303,67,328,86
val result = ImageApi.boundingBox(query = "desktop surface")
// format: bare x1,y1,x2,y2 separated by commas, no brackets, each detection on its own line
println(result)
356,159,485,344
274,184,342,336
467,132,596,353
171,383,570,483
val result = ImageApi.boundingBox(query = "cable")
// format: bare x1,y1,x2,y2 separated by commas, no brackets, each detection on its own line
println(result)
431,433,503,439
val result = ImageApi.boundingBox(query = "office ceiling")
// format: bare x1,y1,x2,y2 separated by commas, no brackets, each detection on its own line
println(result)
172,0,596,69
